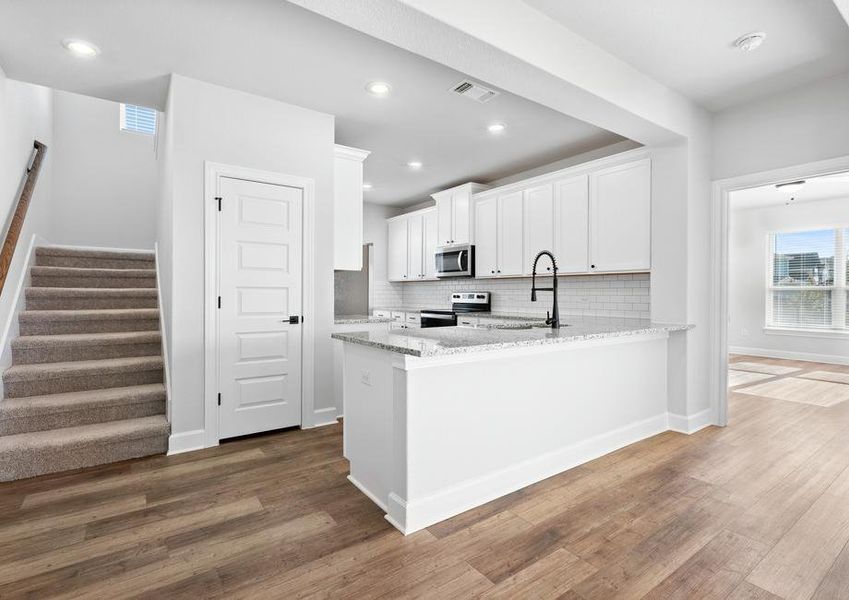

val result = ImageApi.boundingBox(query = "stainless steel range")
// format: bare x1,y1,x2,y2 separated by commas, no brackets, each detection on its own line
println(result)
420,292,490,328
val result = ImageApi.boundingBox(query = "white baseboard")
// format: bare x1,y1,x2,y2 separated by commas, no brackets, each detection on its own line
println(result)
729,345,849,366
389,412,670,535
168,429,206,455
667,408,714,434
311,407,339,428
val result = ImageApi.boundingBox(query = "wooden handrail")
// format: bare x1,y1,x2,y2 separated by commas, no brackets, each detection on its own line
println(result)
0,140,47,295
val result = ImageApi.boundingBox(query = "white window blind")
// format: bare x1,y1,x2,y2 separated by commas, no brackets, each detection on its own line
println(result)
767,228,847,331
119,103,156,135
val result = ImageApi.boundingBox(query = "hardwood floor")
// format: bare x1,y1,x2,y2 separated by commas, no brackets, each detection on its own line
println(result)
1,355,848,598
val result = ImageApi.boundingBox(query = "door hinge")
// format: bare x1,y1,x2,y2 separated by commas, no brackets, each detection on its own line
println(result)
215,196,222,211
218,296,221,309
217,393,221,406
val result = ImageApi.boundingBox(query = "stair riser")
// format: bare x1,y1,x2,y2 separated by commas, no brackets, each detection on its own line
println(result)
0,434,168,482
0,399,165,435
26,296,158,310
20,319,159,335
4,369,163,398
13,343,162,365
36,255,155,269
31,276,156,289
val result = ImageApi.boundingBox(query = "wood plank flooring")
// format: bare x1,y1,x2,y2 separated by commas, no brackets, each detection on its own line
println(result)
1,354,848,598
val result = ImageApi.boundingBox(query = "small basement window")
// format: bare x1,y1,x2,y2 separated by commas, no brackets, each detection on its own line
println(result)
119,103,156,135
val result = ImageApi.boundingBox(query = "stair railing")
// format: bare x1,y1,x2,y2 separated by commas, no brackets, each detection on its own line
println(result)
0,141,47,296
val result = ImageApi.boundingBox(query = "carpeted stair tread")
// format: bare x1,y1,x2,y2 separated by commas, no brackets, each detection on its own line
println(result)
0,385,166,435
25,287,158,310
36,246,155,261
31,266,156,279
12,331,161,351
4,356,163,383
26,287,158,299
0,416,169,481
19,308,159,323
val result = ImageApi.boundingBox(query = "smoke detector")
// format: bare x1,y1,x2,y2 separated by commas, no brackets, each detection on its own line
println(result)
734,32,766,52
451,79,499,103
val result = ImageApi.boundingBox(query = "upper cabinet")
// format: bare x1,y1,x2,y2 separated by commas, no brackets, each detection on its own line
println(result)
387,207,439,282
432,183,490,246
589,159,651,272
472,153,651,278
333,144,370,270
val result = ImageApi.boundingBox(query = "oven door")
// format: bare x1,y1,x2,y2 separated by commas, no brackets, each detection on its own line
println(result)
420,311,457,328
435,245,473,278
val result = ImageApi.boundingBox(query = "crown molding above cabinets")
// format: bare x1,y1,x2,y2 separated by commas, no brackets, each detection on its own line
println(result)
334,144,370,271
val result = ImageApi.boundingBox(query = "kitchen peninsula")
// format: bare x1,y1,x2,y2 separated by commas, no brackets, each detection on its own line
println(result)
332,317,691,534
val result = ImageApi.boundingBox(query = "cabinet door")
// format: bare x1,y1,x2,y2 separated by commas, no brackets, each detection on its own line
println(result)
407,214,424,279
554,175,589,274
475,197,498,277
497,191,524,276
523,184,555,275
435,194,453,246
452,190,471,244
589,159,651,272
387,218,409,281
422,209,439,279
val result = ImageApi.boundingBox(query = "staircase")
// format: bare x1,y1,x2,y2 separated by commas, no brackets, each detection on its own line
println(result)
0,246,169,481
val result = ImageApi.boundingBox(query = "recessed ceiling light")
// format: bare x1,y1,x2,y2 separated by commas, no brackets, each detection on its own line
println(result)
487,122,506,134
362,183,373,190
407,161,422,170
62,38,100,57
366,81,391,96
734,31,766,52
775,180,805,194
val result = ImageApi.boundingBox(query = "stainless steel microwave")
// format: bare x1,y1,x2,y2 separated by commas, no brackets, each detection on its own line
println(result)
435,244,474,278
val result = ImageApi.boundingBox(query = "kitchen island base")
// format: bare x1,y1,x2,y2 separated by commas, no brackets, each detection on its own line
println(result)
340,331,673,534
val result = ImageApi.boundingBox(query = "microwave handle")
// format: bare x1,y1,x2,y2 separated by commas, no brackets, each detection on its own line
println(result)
457,250,466,271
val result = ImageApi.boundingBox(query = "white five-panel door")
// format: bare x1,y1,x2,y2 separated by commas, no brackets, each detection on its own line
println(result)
218,176,303,439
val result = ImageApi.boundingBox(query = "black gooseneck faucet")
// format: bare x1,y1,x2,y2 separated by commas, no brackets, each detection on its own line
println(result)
531,250,560,329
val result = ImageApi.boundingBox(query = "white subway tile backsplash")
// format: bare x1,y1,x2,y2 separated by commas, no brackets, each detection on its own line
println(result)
389,273,650,318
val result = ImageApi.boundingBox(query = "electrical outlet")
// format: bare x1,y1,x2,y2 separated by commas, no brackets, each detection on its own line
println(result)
360,370,372,386
741,328,750,338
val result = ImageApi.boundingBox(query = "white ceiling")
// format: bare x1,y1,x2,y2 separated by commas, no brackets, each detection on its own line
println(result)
0,0,625,206
731,172,849,210
526,0,849,112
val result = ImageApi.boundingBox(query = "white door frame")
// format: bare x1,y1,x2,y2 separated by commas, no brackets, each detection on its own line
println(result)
710,154,849,427
204,161,316,447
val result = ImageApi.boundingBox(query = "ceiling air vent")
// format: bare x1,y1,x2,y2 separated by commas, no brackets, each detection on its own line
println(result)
451,79,499,103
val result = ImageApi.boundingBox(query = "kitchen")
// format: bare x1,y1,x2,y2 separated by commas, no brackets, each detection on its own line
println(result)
332,145,690,533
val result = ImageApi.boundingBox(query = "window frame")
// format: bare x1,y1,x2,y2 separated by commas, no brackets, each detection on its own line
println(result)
765,226,847,334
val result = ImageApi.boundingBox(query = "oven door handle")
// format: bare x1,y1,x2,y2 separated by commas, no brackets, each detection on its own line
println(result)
421,313,456,320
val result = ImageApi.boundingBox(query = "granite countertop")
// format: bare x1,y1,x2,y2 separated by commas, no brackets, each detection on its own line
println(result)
334,314,394,325
331,317,693,358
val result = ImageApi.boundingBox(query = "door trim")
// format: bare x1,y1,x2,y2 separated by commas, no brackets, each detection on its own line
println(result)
203,161,316,448
710,153,849,428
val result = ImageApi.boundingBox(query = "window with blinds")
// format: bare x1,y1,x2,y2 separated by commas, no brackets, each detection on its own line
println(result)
767,227,847,332
119,103,156,135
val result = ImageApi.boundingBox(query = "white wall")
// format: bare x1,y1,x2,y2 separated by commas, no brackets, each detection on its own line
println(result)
163,74,335,438
729,197,849,363
51,90,158,249
362,201,402,308
713,72,849,181
0,67,53,368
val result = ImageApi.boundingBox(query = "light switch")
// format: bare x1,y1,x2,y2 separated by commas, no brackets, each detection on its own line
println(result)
360,370,372,386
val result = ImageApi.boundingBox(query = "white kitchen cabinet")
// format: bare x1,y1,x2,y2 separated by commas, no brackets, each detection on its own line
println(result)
475,192,523,277
432,182,490,246
386,207,438,282
554,174,589,274
422,209,438,279
474,197,498,277
523,183,555,275
589,159,651,272
408,214,424,280
333,144,370,270
498,191,524,276
387,217,409,281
